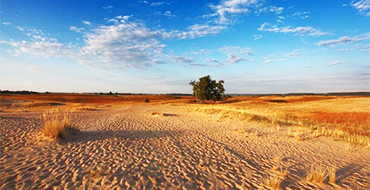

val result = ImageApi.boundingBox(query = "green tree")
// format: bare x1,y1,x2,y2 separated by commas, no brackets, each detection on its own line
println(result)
189,75,227,103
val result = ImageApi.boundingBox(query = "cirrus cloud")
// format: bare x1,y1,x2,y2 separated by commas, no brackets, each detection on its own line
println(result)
317,33,370,47
327,61,344,66
258,22,330,36
351,0,370,17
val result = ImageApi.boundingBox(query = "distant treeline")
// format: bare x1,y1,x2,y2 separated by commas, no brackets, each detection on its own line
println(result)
0,90,40,94
1,90,369,96
233,92,370,97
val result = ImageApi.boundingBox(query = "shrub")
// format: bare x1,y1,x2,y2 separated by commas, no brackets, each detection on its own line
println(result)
144,98,150,102
42,109,77,139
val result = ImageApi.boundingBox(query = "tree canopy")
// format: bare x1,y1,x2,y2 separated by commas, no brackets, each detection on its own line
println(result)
189,75,227,103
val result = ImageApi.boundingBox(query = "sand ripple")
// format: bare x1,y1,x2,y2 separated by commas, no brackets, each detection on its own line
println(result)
1,105,369,189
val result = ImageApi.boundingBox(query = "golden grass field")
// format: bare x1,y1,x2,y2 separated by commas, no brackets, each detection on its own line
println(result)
0,93,369,189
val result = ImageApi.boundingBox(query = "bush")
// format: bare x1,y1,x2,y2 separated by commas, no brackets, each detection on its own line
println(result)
42,109,77,139
144,98,150,102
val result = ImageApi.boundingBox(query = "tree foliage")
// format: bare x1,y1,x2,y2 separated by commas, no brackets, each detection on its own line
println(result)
189,75,227,103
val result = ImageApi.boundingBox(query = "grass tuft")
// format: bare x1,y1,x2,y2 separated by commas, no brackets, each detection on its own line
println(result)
266,157,288,189
266,176,283,190
42,109,77,139
328,166,337,184
306,164,328,183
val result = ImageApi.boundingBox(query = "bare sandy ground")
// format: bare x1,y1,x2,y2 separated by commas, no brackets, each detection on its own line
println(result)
1,104,369,189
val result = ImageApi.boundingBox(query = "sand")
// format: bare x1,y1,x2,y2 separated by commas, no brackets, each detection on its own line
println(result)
1,104,369,189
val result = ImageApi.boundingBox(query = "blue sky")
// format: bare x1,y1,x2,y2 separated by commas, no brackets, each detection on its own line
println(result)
0,0,369,93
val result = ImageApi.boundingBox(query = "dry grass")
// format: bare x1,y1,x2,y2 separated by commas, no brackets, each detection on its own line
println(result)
313,128,370,147
328,166,337,184
42,109,77,139
0,93,188,104
3,93,369,146
306,164,328,183
266,157,288,189
266,176,284,190
287,127,308,141
192,96,370,146
305,112,370,136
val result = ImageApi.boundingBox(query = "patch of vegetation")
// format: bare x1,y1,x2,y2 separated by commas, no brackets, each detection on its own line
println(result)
42,109,78,139
306,164,329,183
189,75,227,103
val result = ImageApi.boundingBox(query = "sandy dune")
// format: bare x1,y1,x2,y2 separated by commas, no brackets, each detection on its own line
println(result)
1,104,370,189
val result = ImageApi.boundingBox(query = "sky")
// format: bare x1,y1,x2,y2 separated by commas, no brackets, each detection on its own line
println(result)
0,0,369,94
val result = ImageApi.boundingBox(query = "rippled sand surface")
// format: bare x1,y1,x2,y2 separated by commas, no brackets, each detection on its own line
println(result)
1,104,369,189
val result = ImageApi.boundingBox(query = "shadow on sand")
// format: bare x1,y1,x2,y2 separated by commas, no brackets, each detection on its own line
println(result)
58,129,185,144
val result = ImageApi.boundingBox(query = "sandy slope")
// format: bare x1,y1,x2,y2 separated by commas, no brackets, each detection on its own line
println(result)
1,104,369,189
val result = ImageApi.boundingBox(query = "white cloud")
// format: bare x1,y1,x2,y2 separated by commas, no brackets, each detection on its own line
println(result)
163,24,226,39
1,38,73,58
291,11,310,19
335,48,350,52
263,59,273,64
227,54,246,63
83,21,91,25
150,2,168,6
258,22,329,36
16,26,25,31
317,33,370,47
353,44,370,52
253,34,262,40
218,46,254,64
210,0,259,23
1,16,230,69
70,26,84,33
256,6,284,14
164,11,176,17
205,58,222,65
80,22,165,68
223,0,258,7
2,22,11,25
192,49,212,55
309,29,331,36
107,16,131,25
284,50,302,57
103,6,113,9
327,61,344,66
263,58,286,64
116,15,131,20
1,27,75,58
219,46,253,55
351,0,370,16
171,56,193,63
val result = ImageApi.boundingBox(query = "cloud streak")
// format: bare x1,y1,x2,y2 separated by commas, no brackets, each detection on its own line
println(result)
162,24,226,39
351,0,370,17
317,33,370,47
219,46,253,55
263,58,286,64
258,23,329,36
327,61,344,66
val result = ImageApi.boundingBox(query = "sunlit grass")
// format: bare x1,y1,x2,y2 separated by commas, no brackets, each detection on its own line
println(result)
306,164,328,183
42,109,77,139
